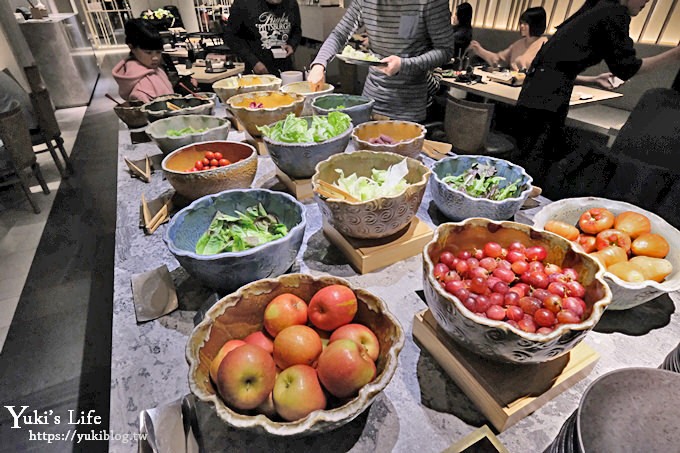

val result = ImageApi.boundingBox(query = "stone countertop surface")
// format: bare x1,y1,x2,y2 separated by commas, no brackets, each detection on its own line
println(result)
110,117,680,452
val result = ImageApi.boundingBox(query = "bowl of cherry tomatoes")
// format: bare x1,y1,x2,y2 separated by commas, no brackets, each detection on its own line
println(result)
533,197,680,310
162,140,258,201
422,218,612,364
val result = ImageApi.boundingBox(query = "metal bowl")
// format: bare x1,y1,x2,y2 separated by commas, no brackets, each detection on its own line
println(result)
533,197,680,310
422,218,612,363
165,189,306,293
161,140,258,201
312,150,431,239
226,91,304,138
430,154,534,221
146,115,230,155
262,115,353,179
351,120,426,159
186,273,404,436
212,75,282,104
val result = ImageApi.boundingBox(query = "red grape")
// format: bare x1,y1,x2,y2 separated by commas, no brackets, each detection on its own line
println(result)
563,268,579,281
504,292,520,306
537,327,554,335
519,296,542,315
508,241,526,252
548,281,568,297
493,281,509,294
518,317,537,333
566,280,586,298
463,297,476,312
457,250,471,260
479,257,498,271
562,297,585,318
556,310,581,324
543,294,563,314
534,308,556,327
433,263,449,280
506,250,526,263
511,260,529,274
486,305,506,320
506,305,524,321
470,277,488,295
483,242,503,258
526,245,548,261
544,263,562,275
439,251,455,268
474,295,491,313
493,268,515,284
489,292,504,306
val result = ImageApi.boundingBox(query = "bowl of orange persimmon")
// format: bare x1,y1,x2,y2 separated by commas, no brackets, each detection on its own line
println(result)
533,197,680,310
186,273,404,436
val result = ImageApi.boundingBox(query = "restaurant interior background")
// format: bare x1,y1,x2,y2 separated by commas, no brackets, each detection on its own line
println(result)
0,0,679,451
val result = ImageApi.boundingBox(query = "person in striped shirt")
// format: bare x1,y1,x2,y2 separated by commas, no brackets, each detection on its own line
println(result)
307,0,455,122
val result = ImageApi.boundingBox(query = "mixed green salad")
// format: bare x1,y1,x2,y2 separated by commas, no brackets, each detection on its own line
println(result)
334,158,409,201
195,204,288,255
257,111,351,143
166,126,208,137
341,45,380,62
442,163,522,201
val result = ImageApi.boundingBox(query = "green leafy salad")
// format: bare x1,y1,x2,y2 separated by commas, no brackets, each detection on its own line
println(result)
195,204,288,255
334,158,409,201
166,126,208,137
257,111,351,143
442,163,522,201
341,45,380,62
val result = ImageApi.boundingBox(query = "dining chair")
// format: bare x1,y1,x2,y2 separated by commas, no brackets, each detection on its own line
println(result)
0,103,50,214
29,87,74,178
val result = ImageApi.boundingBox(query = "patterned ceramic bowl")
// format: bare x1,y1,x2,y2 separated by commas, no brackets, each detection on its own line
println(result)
113,100,148,128
280,81,334,116
165,189,306,293
162,140,258,201
227,91,305,137
146,115,230,155
212,74,282,104
141,95,215,122
311,94,374,126
312,151,431,239
533,197,680,310
351,120,426,159
430,155,534,221
262,115,353,179
422,218,611,364
186,273,405,436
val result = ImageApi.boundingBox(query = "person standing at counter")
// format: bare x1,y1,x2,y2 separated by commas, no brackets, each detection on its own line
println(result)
223,0,302,75
451,2,473,59
307,0,455,122
112,19,174,103
510,0,680,191
468,7,547,71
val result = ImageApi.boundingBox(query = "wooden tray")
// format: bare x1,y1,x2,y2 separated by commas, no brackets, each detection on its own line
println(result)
443,425,509,453
243,135,268,156
276,169,313,200
322,217,433,274
413,309,599,432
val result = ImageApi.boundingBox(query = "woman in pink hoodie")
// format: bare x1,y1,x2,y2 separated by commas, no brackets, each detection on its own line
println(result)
112,19,174,103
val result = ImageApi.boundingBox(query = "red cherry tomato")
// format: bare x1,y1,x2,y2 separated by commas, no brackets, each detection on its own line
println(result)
205,151,215,160
210,159,219,167
213,152,223,160
202,157,210,166
218,158,230,166
195,160,204,170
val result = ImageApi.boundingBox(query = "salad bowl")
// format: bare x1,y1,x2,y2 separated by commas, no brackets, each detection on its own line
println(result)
113,100,148,128
280,81,334,116
227,91,304,137
351,120,426,159
146,115,230,155
311,94,375,126
312,151,431,239
212,74,281,104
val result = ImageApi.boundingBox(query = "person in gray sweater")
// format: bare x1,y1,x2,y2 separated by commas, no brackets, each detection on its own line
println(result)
307,0,455,122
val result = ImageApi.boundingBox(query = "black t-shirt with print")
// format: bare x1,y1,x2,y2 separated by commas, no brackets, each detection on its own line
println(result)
224,0,302,74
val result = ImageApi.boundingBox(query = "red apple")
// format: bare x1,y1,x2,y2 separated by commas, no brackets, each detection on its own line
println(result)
329,323,380,361
273,325,323,370
209,339,246,383
273,364,327,421
216,344,276,410
243,330,274,354
263,293,308,337
316,338,376,398
308,285,358,331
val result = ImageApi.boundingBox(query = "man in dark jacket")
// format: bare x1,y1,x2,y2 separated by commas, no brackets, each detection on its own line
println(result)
224,0,302,75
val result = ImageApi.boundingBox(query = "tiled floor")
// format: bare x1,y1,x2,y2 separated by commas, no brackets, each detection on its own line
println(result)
0,106,86,352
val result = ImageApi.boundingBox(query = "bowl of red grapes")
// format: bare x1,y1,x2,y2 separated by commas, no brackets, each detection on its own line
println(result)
422,218,612,363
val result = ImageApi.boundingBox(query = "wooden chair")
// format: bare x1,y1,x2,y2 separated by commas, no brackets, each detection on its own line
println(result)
30,87,74,178
0,104,50,214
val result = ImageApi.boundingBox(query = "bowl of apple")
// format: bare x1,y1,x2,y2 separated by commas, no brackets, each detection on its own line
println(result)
186,273,405,436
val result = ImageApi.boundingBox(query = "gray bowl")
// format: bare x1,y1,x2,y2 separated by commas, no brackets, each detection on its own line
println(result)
141,95,215,122
430,154,534,221
311,94,374,125
164,189,306,293
146,115,230,155
262,116,353,179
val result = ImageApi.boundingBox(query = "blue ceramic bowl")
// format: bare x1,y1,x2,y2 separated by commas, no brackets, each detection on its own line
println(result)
311,94,375,125
262,116,353,179
164,189,306,293
430,155,533,221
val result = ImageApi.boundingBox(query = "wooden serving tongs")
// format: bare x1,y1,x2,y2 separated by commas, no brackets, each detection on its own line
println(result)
315,180,360,202
141,194,171,235
124,155,152,183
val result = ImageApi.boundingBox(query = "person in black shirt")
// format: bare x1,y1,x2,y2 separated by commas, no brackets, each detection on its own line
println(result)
451,2,473,59
510,0,680,192
223,0,302,75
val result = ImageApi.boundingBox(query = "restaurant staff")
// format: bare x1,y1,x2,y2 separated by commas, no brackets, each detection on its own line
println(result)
510,0,680,192
307,0,455,122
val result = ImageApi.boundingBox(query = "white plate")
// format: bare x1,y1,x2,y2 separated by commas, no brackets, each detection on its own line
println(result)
335,54,387,67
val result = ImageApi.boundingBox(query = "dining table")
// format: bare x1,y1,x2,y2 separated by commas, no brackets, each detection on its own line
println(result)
109,109,680,452
174,62,245,86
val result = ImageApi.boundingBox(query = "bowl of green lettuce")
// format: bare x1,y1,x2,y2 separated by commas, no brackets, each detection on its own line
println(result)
146,115,231,155
258,112,353,179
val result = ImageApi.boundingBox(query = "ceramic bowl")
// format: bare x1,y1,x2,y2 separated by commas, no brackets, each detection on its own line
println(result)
162,141,258,201
113,100,148,128
188,92,219,104
227,91,305,137
262,115,353,179
146,115,230,155
212,74,282,104
186,273,404,436
430,154,534,221
312,151,431,239
165,189,306,293
533,197,680,310
422,218,612,363
577,368,680,452
351,120,426,159
311,94,375,126
280,81,334,116
141,95,215,122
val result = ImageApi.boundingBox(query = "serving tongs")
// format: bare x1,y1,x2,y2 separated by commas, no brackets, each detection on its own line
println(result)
166,101,182,111
315,180,360,202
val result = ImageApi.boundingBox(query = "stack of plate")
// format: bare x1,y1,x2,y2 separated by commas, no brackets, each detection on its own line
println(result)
659,342,680,372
